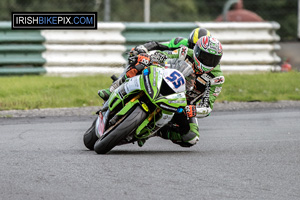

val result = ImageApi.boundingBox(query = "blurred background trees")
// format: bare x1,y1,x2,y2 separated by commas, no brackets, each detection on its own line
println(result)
0,0,298,40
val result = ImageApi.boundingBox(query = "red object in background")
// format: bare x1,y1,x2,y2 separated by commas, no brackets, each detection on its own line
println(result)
281,61,292,72
215,0,264,22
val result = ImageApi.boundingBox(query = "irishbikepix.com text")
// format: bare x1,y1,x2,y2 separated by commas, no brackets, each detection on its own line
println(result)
12,12,97,29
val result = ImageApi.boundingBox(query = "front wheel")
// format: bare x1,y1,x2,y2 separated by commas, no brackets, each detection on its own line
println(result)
94,106,147,154
83,117,98,150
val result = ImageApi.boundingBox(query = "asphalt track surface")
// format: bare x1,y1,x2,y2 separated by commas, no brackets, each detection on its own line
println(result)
1,107,300,200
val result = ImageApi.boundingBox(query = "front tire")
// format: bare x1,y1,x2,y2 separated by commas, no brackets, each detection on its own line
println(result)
94,106,147,154
83,117,98,150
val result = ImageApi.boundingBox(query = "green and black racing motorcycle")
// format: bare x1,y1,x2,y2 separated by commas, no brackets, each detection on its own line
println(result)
83,64,193,154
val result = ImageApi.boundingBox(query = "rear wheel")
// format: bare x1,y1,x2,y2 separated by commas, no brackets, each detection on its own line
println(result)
94,106,147,154
83,117,98,150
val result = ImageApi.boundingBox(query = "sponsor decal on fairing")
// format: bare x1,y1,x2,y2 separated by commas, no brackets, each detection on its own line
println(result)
157,103,178,112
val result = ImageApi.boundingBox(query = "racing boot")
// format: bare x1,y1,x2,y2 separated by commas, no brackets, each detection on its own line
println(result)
98,88,111,101
157,120,200,147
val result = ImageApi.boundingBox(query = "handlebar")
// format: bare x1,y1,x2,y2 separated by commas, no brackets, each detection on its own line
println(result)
111,75,118,82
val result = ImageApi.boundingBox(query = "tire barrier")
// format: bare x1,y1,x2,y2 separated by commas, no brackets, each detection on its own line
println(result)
0,21,281,75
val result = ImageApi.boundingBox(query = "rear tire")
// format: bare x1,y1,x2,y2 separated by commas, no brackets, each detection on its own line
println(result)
94,106,147,154
83,117,98,150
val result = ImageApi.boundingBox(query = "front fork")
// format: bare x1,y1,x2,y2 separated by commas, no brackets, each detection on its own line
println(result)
95,100,110,138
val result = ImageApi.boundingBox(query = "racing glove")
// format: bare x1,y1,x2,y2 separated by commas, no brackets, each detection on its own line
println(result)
129,45,149,58
185,105,197,118
150,51,167,64
126,53,151,78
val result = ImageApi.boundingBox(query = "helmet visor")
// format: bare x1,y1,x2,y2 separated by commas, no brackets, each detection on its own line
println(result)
194,45,222,68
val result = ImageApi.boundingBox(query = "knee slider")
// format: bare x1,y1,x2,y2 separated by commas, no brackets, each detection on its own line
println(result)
182,130,199,145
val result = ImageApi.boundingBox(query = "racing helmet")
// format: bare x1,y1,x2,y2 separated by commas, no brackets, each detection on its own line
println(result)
188,28,211,49
193,36,223,73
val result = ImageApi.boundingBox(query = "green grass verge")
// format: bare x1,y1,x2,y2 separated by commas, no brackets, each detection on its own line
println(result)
0,75,111,110
0,72,299,110
219,71,300,102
